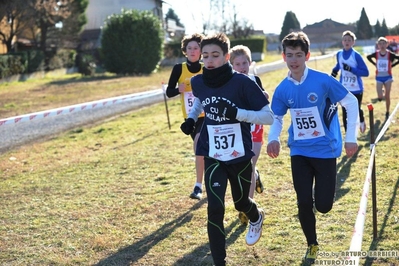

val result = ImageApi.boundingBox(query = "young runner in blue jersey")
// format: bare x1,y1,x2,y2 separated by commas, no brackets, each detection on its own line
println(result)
266,31,359,265
180,33,274,266
331,30,369,133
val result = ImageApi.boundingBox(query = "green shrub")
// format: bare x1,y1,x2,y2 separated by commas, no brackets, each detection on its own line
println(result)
76,53,96,76
0,54,27,78
26,50,45,73
55,49,76,68
101,9,164,75
46,49,77,70
163,41,183,58
230,37,266,54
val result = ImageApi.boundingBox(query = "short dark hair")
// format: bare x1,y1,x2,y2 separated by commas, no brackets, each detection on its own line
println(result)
281,31,310,55
200,32,230,55
181,33,204,55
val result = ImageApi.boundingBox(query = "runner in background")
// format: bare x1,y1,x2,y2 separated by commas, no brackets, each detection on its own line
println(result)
331,30,369,133
366,36,399,119
166,33,205,200
229,44,269,225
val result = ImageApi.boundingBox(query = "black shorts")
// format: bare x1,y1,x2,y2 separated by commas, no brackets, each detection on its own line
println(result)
190,117,204,140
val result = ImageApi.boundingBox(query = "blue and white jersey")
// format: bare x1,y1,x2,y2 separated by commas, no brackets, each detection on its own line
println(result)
271,68,349,158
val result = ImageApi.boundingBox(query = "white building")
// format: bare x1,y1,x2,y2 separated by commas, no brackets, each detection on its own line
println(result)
80,0,165,50
84,0,164,30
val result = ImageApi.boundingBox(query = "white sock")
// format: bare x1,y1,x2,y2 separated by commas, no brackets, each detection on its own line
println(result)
195,182,202,188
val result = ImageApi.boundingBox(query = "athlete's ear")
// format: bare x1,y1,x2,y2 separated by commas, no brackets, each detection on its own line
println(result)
305,52,310,61
225,53,230,62
282,52,286,62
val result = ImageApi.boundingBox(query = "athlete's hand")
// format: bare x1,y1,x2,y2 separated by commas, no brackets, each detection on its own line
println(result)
342,63,352,72
344,142,358,158
216,100,237,119
266,140,280,158
180,118,195,135
178,82,186,93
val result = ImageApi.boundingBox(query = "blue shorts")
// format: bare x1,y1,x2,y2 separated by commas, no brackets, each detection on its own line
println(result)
376,76,393,84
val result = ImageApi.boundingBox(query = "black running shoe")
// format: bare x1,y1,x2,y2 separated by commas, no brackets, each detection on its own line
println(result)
189,186,202,200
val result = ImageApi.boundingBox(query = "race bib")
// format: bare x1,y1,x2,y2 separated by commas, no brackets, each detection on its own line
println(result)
377,58,388,72
183,91,195,115
207,123,245,161
290,106,325,140
341,71,359,92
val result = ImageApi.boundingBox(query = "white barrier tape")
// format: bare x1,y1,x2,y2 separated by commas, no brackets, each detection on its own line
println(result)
0,89,163,127
347,102,398,265
348,146,376,265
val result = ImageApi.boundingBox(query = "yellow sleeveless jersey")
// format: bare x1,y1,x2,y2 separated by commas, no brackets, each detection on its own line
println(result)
178,62,204,118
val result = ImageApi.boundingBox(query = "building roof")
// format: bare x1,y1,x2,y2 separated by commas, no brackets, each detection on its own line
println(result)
303,19,356,43
304,18,349,29
80,29,102,41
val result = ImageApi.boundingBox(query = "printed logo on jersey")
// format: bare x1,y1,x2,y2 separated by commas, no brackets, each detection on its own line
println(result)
323,98,338,129
307,92,318,103
202,96,233,123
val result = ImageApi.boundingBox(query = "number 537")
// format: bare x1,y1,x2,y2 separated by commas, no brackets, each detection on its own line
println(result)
214,134,235,149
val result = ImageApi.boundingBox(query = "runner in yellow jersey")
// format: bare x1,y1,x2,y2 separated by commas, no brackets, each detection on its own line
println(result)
166,33,205,200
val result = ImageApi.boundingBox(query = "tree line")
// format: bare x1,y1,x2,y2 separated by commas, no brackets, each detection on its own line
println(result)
0,0,88,54
280,8,398,42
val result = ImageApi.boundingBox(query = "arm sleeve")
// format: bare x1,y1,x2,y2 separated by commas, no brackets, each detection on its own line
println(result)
339,93,359,143
350,53,369,77
187,97,203,122
366,53,376,66
391,52,399,67
236,104,274,125
255,76,264,91
332,53,340,73
267,115,284,143
166,64,182,98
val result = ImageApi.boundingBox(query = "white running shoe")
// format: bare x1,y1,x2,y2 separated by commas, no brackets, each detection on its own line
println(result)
245,209,265,246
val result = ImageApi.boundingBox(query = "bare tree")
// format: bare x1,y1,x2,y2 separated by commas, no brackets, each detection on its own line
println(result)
28,0,72,52
230,4,253,39
0,0,36,52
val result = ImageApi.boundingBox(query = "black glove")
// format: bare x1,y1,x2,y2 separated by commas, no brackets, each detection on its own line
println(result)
217,100,238,119
342,63,351,72
180,118,195,135
331,70,338,78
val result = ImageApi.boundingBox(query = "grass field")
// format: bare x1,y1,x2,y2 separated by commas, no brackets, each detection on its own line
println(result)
0,52,398,266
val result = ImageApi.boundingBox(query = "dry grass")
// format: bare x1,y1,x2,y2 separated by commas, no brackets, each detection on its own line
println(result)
0,52,398,266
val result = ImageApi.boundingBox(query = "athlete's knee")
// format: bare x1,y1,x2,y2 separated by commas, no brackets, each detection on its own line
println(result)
314,201,333,213
208,204,224,220
297,200,313,214
234,199,254,213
